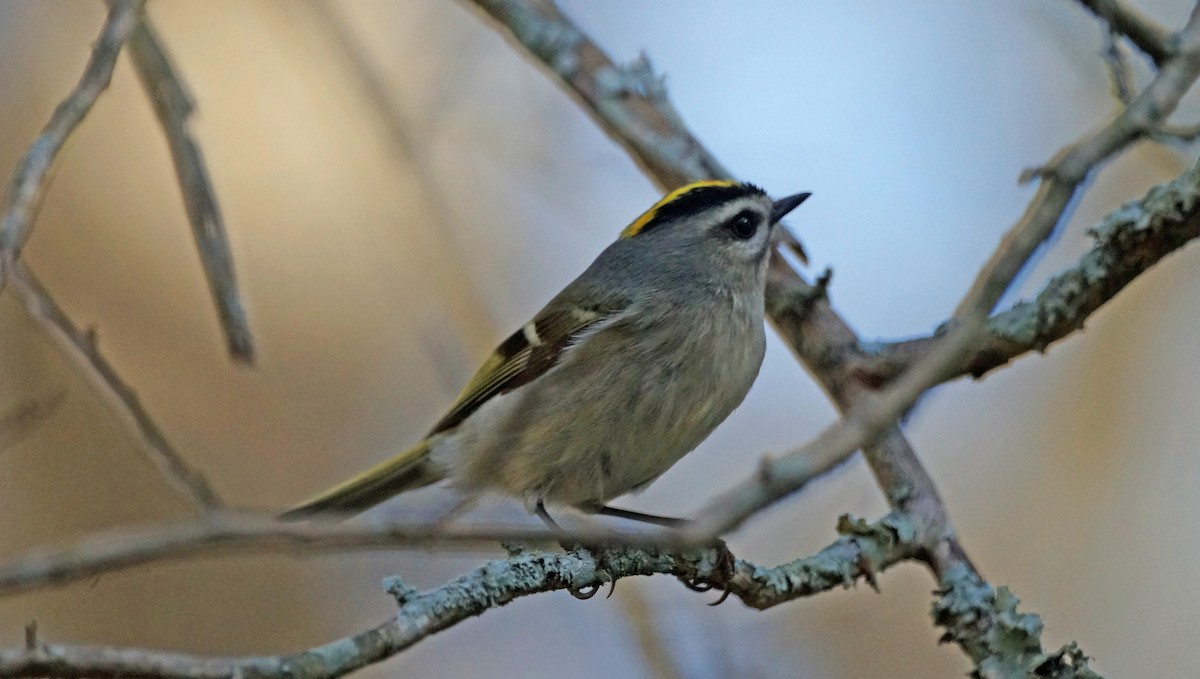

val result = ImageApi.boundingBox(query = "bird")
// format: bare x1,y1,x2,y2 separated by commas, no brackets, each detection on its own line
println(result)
283,180,810,529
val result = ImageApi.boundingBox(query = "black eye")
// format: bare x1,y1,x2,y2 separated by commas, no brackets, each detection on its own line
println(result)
727,211,758,240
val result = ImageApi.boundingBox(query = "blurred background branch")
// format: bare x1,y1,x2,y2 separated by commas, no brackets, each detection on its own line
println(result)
0,0,143,287
126,15,256,363
0,0,221,511
8,263,222,509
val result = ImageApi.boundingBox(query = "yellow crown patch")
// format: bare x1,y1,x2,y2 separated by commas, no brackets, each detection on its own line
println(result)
619,180,738,239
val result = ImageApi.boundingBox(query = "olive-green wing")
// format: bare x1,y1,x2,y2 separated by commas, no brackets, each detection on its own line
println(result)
429,297,627,436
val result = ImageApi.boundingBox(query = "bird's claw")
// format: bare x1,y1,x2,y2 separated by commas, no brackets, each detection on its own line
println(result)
565,544,617,601
569,583,600,600
680,578,715,593
678,538,738,605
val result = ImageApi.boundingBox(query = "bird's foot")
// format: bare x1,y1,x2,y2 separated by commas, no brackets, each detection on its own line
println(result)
678,537,738,606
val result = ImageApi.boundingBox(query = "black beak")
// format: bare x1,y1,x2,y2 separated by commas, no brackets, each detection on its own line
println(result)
770,192,811,223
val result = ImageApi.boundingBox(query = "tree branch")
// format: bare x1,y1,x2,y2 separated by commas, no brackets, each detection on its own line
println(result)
0,508,917,600
126,15,256,363
932,562,1103,679
858,157,1200,382
0,2,223,510
1102,26,1137,103
0,513,916,679
8,263,222,509
0,0,144,288
467,0,729,188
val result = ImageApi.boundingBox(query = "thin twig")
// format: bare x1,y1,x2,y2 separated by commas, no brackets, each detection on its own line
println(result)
0,2,223,510
126,16,256,363
0,0,145,289
0,511,1098,679
8,263,222,509
0,4,228,507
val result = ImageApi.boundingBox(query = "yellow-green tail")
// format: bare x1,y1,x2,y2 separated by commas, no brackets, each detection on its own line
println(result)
280,439,441,520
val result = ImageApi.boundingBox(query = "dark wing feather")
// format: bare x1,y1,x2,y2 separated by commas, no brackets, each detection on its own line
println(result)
428,294,628,436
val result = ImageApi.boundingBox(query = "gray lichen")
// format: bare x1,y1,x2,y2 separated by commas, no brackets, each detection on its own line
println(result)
933,563,1101,679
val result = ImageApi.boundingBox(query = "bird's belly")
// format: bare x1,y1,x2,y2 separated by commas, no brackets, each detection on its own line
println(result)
454,311,766,509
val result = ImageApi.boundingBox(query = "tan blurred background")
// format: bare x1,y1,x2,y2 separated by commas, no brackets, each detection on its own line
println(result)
2,1,1199,677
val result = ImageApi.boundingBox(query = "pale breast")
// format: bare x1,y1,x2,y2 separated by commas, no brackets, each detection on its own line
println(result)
454,289,767,509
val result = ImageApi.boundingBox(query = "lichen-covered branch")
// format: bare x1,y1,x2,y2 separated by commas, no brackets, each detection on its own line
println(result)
859,157,1200,383
0,513,915,679
8,264,222,509
933,563,1103,679
0,509,917,600
0,0,144,287
127,15,256,362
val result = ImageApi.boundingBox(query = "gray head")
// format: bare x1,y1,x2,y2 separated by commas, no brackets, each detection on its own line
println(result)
612,181,810,294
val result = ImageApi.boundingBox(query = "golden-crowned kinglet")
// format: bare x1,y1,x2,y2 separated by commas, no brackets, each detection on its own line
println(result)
284,181,810,526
